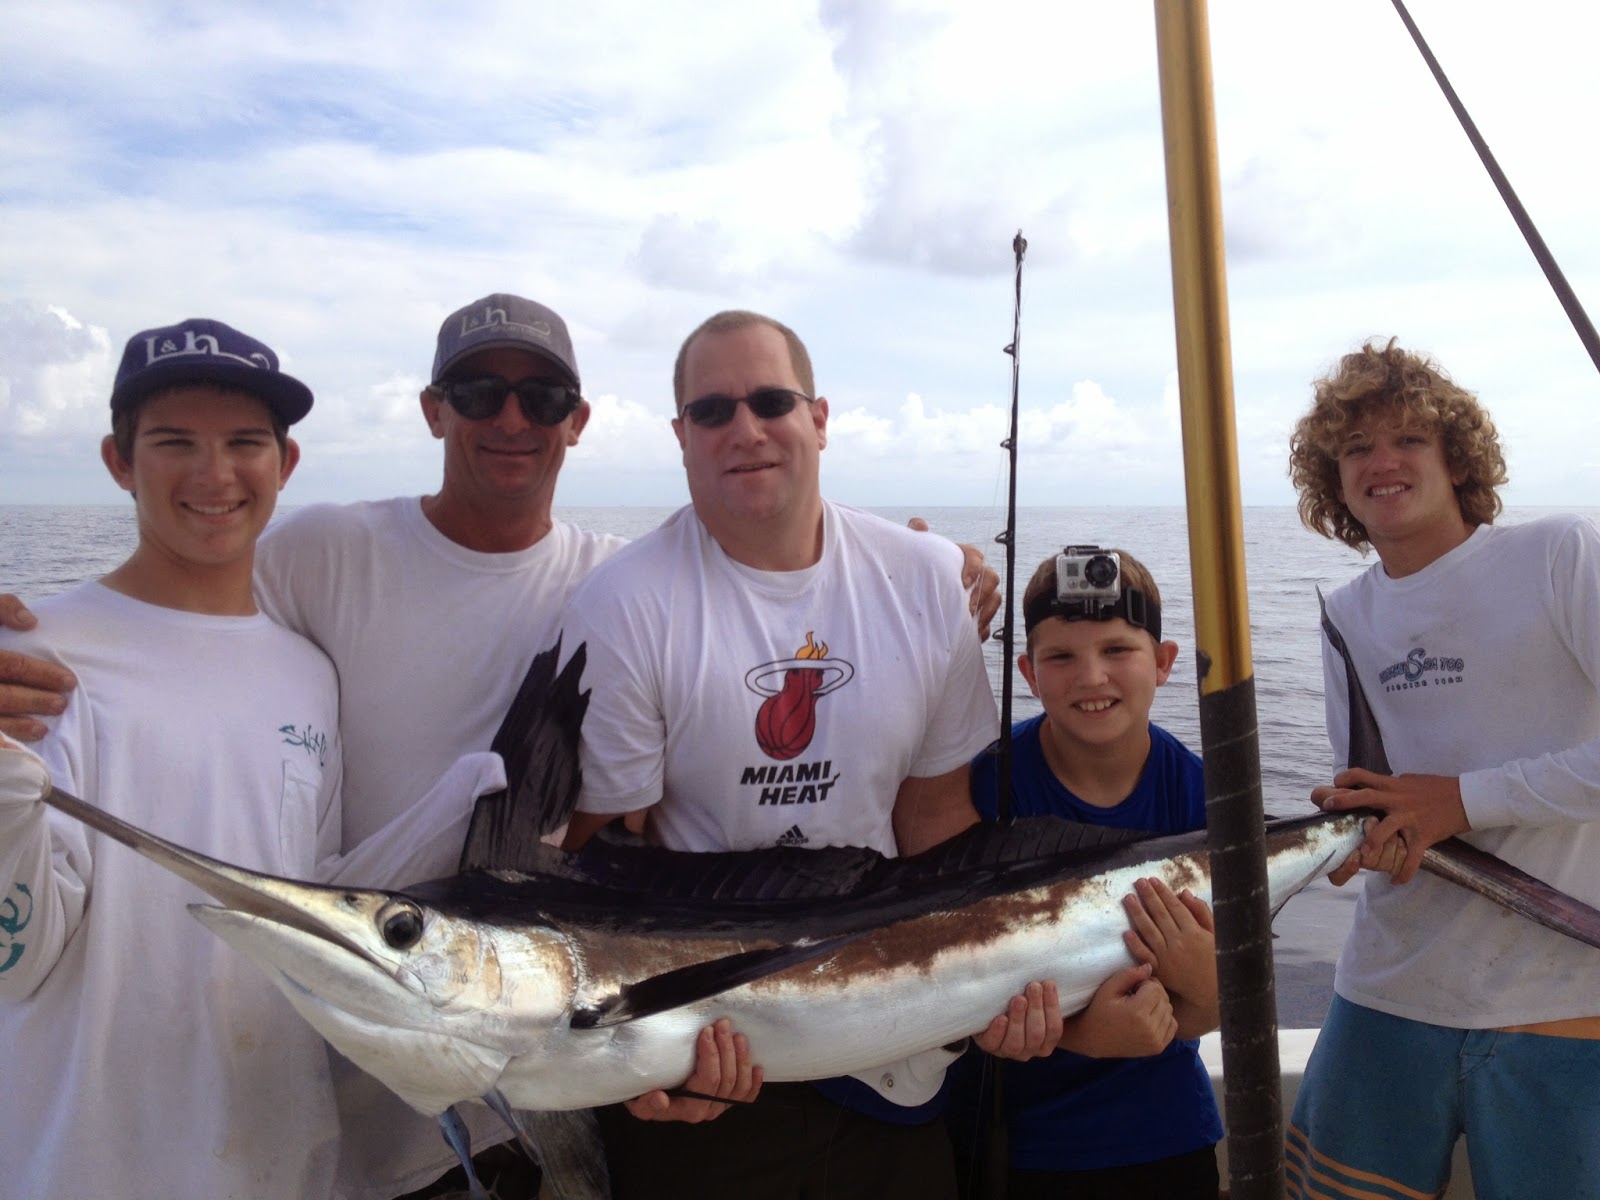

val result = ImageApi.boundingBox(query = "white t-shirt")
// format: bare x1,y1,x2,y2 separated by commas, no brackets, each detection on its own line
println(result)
564,502,998,854
0,583,344,1199
256,498,627,846
1322,514,1600,1026
254,497,625,1200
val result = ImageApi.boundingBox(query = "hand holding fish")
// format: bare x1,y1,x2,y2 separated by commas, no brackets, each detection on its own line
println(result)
1320,816,1408,886
1122,878,1219,1038
623,1018,763,1124
974,980,1064,1061
1059,962,1178,1059
1315,768,1470,885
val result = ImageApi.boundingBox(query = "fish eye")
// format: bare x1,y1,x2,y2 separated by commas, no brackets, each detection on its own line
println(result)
378,901,425,950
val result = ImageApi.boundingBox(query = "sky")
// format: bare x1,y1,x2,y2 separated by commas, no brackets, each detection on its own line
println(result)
3,0,1598,511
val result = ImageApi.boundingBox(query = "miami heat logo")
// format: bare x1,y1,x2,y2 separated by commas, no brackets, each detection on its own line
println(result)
744,632,855,760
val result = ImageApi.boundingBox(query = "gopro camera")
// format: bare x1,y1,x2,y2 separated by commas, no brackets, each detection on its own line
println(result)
1056,545,1121,608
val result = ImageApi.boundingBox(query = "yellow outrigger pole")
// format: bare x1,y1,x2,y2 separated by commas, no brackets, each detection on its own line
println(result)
1152,3,1285,1198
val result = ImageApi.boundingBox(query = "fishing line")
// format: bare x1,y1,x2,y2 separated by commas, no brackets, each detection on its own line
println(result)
1389,0,1600,375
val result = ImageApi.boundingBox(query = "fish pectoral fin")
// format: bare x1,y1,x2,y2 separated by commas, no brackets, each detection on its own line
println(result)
570,932,860,1030
436,1106,492,1200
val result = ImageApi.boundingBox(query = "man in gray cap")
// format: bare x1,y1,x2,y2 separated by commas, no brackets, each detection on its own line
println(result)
252,293,628,1200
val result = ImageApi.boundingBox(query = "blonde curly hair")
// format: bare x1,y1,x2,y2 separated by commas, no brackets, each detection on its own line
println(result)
1288,337,1506,551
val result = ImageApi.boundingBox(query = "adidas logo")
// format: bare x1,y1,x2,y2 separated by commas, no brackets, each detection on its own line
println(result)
776,825,808,847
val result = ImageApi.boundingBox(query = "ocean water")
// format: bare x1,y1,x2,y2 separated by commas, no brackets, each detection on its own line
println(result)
0,501,1384,817
6,500,1592,1026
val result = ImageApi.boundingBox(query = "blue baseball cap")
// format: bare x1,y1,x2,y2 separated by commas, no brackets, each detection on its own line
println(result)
110,317,314,425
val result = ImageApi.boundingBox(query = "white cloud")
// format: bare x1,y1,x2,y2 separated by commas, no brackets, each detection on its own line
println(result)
0,303,115,445
3,0,1599,510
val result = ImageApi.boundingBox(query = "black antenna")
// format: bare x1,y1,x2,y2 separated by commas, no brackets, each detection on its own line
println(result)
995,230,1027,822
1390,0,1600,374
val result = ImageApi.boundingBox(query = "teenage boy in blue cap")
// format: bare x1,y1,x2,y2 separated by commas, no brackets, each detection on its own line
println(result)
956,545,1223,1200
0,318,352,1198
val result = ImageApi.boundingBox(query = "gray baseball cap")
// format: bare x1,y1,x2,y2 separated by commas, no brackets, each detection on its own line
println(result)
431,294,580,387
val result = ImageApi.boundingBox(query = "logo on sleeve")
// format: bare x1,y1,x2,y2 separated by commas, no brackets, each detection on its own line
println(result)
0,883,34,975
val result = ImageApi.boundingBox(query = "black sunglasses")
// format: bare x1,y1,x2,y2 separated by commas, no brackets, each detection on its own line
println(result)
680,387,813,429
435,375,582,425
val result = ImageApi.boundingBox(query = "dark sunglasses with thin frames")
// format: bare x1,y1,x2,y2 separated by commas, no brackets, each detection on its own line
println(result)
680,387,814,429
435,375,582,425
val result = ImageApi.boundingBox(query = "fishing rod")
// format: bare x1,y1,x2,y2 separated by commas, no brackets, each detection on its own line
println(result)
1390,0,1600,375
1154,1,1284,1195
970,228,1027,1200
994,230,1027,823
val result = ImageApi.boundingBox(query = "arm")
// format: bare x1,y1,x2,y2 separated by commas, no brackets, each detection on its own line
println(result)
1122,878,1219,1039
978,966,1179,1060
892,764,980,857
621,1018,764,1123
907,518,1001,641
561,809,625,852
0,739,89,1001
1057,962,1178,1057
0,595,76,742
326,751,504,887
891,549,999,858
1316,771,1467,885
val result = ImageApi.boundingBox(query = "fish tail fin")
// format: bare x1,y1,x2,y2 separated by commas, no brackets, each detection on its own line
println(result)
1423,837,1600,950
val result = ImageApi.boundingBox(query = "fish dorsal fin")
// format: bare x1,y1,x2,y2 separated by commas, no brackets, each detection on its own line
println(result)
570,832,884,902
564,817,1154,910
459,639,590,873
903,815,1154,877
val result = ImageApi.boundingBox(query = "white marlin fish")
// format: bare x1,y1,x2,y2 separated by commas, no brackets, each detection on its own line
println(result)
39,642,1600,1197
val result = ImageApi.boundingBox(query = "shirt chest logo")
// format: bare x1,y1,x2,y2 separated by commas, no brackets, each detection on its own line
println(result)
743,631,855,760
1375,646,1466,693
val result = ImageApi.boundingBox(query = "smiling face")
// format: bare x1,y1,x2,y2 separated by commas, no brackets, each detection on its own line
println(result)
1019,616,1178,755
672,321,829,568
1335,410,1469,575
420,346,590,544
102,385,298,592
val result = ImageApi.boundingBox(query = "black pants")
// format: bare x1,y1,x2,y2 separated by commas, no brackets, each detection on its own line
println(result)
598,1083,960,1200
1005,1144,1220,1200
393,1142,542,1200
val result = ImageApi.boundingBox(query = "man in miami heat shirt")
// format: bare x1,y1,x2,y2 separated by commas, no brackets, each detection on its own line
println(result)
558,310,1004,1200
